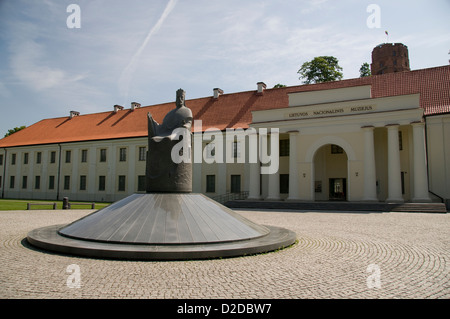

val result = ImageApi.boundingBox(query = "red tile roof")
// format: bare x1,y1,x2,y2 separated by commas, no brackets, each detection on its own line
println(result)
1,65,449,148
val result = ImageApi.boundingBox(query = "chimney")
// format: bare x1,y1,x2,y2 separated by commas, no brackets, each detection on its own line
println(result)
213,88,224,99
256,82,266,95
69,111,80,119
114,105,124,113
131,102,141,110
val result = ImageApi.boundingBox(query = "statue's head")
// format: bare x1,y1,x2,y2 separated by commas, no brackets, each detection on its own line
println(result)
176,89,185,108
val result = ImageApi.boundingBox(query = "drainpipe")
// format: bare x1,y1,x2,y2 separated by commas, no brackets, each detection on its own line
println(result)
1,148,6,199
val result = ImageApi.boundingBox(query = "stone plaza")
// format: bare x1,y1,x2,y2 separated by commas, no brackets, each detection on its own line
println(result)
1,208,448,299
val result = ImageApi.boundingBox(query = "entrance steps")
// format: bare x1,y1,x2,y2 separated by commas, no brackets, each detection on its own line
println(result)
225,200,448,213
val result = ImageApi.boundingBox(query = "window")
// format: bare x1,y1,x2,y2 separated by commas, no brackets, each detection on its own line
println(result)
35,176,41,189
99,176,106,191
138,175,146,192
23,153,29,164
81,150,88,163
80,175,87,191
331,145,344,154
10,176,15,189
22,176,27,189
280,139,290,156
280,174,289,194
119,148,127,162
100,149,107,162
118,175,126,191
139,147,146,161
0,154,4,165
49,176,55,190
206,175,216,193
36,152,42,164
64,176,70,190
65,150,71,163
50,151,56,164
230,175,241,193
11,154,16,165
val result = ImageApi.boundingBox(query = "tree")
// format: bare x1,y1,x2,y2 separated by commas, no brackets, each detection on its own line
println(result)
4,126,26,138
273,84,286,88
297,56,343,84
359,62,372,77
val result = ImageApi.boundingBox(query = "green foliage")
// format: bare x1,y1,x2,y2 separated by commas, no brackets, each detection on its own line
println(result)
359,62,372,77
0,199,111,211
4,126,26,138
273,84,287,88
298,56,343,84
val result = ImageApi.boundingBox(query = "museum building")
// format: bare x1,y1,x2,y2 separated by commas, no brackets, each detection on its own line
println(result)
0,44,449,207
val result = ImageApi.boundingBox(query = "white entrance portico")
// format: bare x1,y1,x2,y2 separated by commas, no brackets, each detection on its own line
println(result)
250,85,431,203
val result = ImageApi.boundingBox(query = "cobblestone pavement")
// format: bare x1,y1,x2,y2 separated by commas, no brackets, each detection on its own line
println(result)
0,209,448,299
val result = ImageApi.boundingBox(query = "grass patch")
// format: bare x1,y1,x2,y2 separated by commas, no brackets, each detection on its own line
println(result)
0,198,111,211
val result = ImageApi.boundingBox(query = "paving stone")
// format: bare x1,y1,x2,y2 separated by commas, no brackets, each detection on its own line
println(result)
0,209,448,299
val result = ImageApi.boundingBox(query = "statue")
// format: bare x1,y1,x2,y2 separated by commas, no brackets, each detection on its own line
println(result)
27,88,296,261
148,89,193,138
146,89,193,193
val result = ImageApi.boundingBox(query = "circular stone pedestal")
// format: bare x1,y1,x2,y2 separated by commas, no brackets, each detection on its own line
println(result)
27,193,296,260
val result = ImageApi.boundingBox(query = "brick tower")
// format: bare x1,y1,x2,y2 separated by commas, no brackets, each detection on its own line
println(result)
371,43,410,75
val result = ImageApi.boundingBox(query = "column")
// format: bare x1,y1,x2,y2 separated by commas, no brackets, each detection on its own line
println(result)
217,138,227,196
70,148,79,197
107,144,116,200
287,131,300,200
266,133,280,200
247,132,260,199
248,162,261,200
127,144,136,195
192,133,203,193
411,122,431,202
41,150,48,196
87,146,96,199
362,126,378,201
266,170,280,200
386,125,404,202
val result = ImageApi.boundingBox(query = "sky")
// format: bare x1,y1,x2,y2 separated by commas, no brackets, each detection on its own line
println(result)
0,0,449,136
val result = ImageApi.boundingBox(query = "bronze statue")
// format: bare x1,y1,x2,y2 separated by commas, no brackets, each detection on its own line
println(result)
146,89,193,193
148,89,193,138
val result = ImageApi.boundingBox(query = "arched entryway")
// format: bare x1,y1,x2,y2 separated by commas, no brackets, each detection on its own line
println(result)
304,136,356,202
313,144,348,201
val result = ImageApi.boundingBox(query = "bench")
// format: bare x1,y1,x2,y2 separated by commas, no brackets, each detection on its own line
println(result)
67,202,96,209
27,202,57,210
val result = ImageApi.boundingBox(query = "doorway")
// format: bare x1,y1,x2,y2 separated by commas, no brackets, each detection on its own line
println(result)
230,175,241,193
313,143,348,201
329,178,347,201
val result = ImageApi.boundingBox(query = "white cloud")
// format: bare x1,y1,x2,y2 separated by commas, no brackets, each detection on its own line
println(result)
0,0,448,133
118,0,178,99
9,37,92,94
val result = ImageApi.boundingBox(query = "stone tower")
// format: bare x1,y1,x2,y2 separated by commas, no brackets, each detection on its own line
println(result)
371,43,410,75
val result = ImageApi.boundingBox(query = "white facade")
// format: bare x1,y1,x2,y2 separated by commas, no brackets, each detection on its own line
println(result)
0,138,148,202
249,86,434,203
0,86,448,205
426,113,450,204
